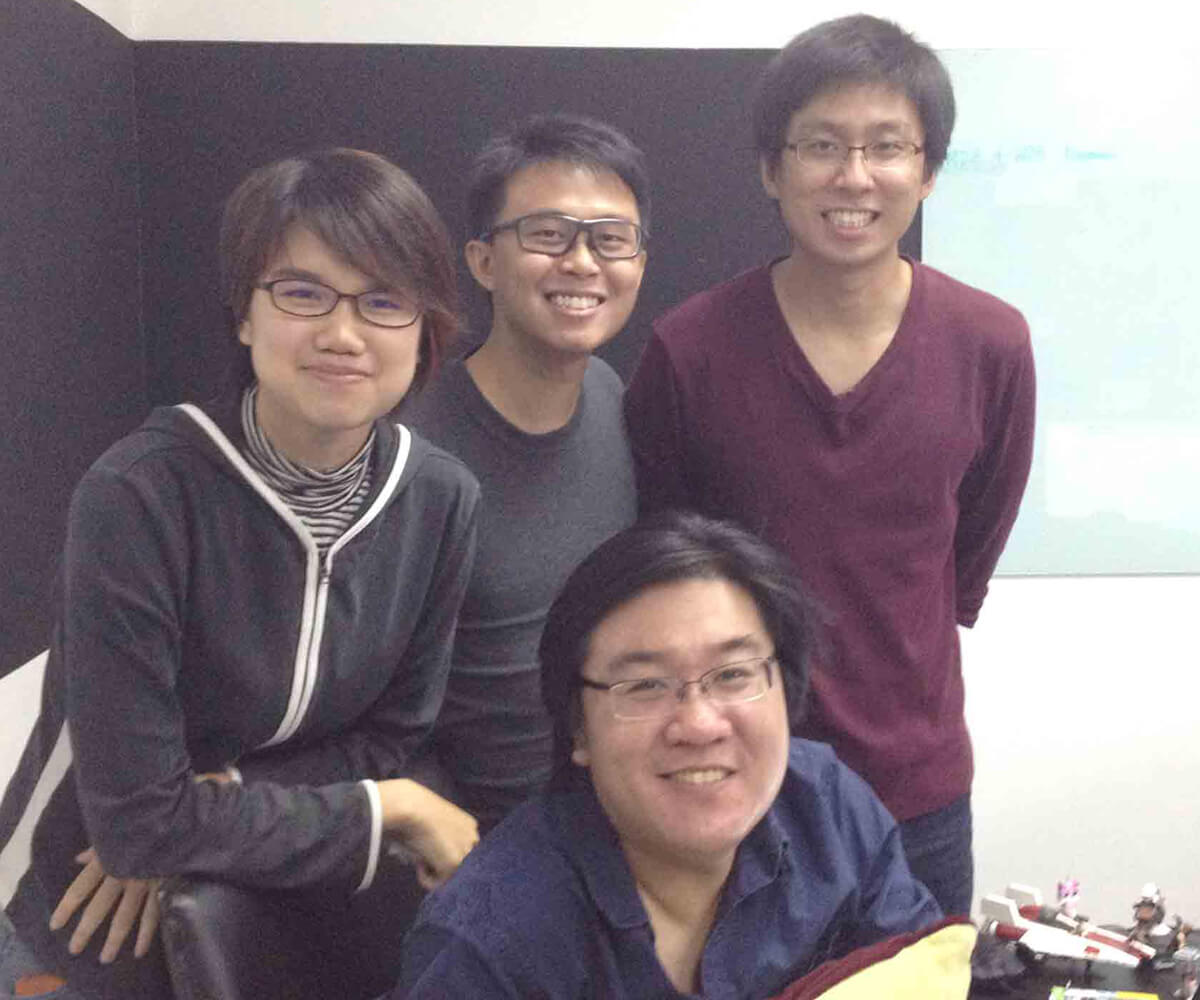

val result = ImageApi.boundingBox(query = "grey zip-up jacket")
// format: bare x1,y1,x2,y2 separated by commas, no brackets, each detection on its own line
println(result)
1,393,478,988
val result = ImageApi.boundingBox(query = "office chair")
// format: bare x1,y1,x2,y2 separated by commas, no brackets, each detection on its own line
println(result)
160,866,418,1000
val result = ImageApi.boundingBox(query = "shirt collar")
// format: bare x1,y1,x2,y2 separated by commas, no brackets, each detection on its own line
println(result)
549,777,792,931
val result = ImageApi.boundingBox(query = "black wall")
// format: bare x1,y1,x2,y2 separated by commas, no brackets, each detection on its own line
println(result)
133,43,783,402
133,42,919,402
1,0,142,671
3,18,920,672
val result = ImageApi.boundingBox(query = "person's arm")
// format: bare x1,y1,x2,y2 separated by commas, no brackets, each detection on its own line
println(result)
53,773,477,963
824,762,943,949
954,328,1036,626
624,330,696,515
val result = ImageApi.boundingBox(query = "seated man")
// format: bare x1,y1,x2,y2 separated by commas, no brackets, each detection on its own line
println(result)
399,511,944,998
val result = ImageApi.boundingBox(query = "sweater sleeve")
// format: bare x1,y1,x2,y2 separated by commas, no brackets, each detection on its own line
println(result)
953,322,1036,626
624,329,698,515
64,466,375,891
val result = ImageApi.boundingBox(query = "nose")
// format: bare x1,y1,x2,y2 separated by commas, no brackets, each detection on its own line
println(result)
316,297,366,352
665,685,731,743
558,231,601,274
832,147,874,189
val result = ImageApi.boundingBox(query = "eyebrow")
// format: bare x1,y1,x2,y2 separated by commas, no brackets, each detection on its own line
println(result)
263,266,327,283
602,634,767,677
791,119,918,137
263,265,392,292
518,210,640,224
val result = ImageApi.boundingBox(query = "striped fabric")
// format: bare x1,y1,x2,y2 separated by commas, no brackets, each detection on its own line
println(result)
239,385,374,555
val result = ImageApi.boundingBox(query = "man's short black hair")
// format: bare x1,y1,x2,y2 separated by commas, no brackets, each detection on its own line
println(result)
753,14,956,175
466,113,651,239
540,511,819,789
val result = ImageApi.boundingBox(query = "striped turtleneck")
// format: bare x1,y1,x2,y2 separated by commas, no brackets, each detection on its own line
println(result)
239,385,375,555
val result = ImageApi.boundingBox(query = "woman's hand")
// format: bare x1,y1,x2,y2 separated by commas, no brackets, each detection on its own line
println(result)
48,848,162,963
377,779,479,890
46,770,234,962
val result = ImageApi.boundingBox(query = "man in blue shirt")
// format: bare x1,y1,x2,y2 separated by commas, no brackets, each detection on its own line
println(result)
399,512,942,998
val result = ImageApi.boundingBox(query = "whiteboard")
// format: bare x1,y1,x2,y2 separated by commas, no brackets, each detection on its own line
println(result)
925,49,1200,575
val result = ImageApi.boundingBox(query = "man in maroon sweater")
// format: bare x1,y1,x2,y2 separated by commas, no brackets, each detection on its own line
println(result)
624,14,1035,918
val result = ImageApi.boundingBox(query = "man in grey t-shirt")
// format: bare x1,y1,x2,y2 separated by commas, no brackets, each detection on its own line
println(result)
404,114,649,830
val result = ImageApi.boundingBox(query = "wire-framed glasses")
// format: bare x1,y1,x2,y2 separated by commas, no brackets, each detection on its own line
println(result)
784,138,924,170
580,656,776,721
256,279,421,328
479,212,646,260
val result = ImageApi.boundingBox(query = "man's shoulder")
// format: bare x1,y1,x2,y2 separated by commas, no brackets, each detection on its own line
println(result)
580,356,630,420
912,261,1030,351
417,797,593,936
785,738,849,790
653,265,774,345
405,798,603,995
403,359,473,427
396,427,481,507
780,739,886,816
400,360,497,464
583,354,625,394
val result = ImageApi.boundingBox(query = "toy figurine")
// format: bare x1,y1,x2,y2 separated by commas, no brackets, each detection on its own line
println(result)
1129,883,1187,956
1058,878,1082,921
1175,945,1199,1000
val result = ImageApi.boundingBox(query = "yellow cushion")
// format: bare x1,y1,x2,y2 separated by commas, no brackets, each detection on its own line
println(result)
773,920,977,1000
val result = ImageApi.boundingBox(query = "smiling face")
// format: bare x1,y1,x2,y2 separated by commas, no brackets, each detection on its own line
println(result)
238,226,421,469
572,576,790,874
761,82,936,273
465,160,646,364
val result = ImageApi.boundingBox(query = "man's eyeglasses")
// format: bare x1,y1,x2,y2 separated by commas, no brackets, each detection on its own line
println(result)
784,138,924,170
580,656,776,721
256,279,421,329
479,213,646,260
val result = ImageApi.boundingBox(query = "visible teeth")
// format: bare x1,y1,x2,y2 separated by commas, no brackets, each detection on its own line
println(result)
669,768,728,785
825,210,874,228
549,293,601,310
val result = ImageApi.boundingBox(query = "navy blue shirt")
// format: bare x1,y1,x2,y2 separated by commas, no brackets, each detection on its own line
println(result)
398,740,941,999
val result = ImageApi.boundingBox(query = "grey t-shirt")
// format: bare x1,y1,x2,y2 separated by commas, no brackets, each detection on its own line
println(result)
402,356,636,829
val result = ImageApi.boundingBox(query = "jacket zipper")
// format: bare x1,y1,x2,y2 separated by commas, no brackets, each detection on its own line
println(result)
265,425,414,747
176,404,414,749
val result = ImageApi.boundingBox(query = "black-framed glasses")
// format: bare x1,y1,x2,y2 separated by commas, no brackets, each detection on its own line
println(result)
479,212,646,260
784,139,924,170
580,656,776,721
256,279,421,328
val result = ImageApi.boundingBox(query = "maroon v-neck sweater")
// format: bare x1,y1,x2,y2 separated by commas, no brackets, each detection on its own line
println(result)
625,259,1035,821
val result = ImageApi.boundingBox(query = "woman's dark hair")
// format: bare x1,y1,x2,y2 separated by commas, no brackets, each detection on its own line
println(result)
540,511,819,788
466,113,651,238
753,14,956,176
219,147,458,392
